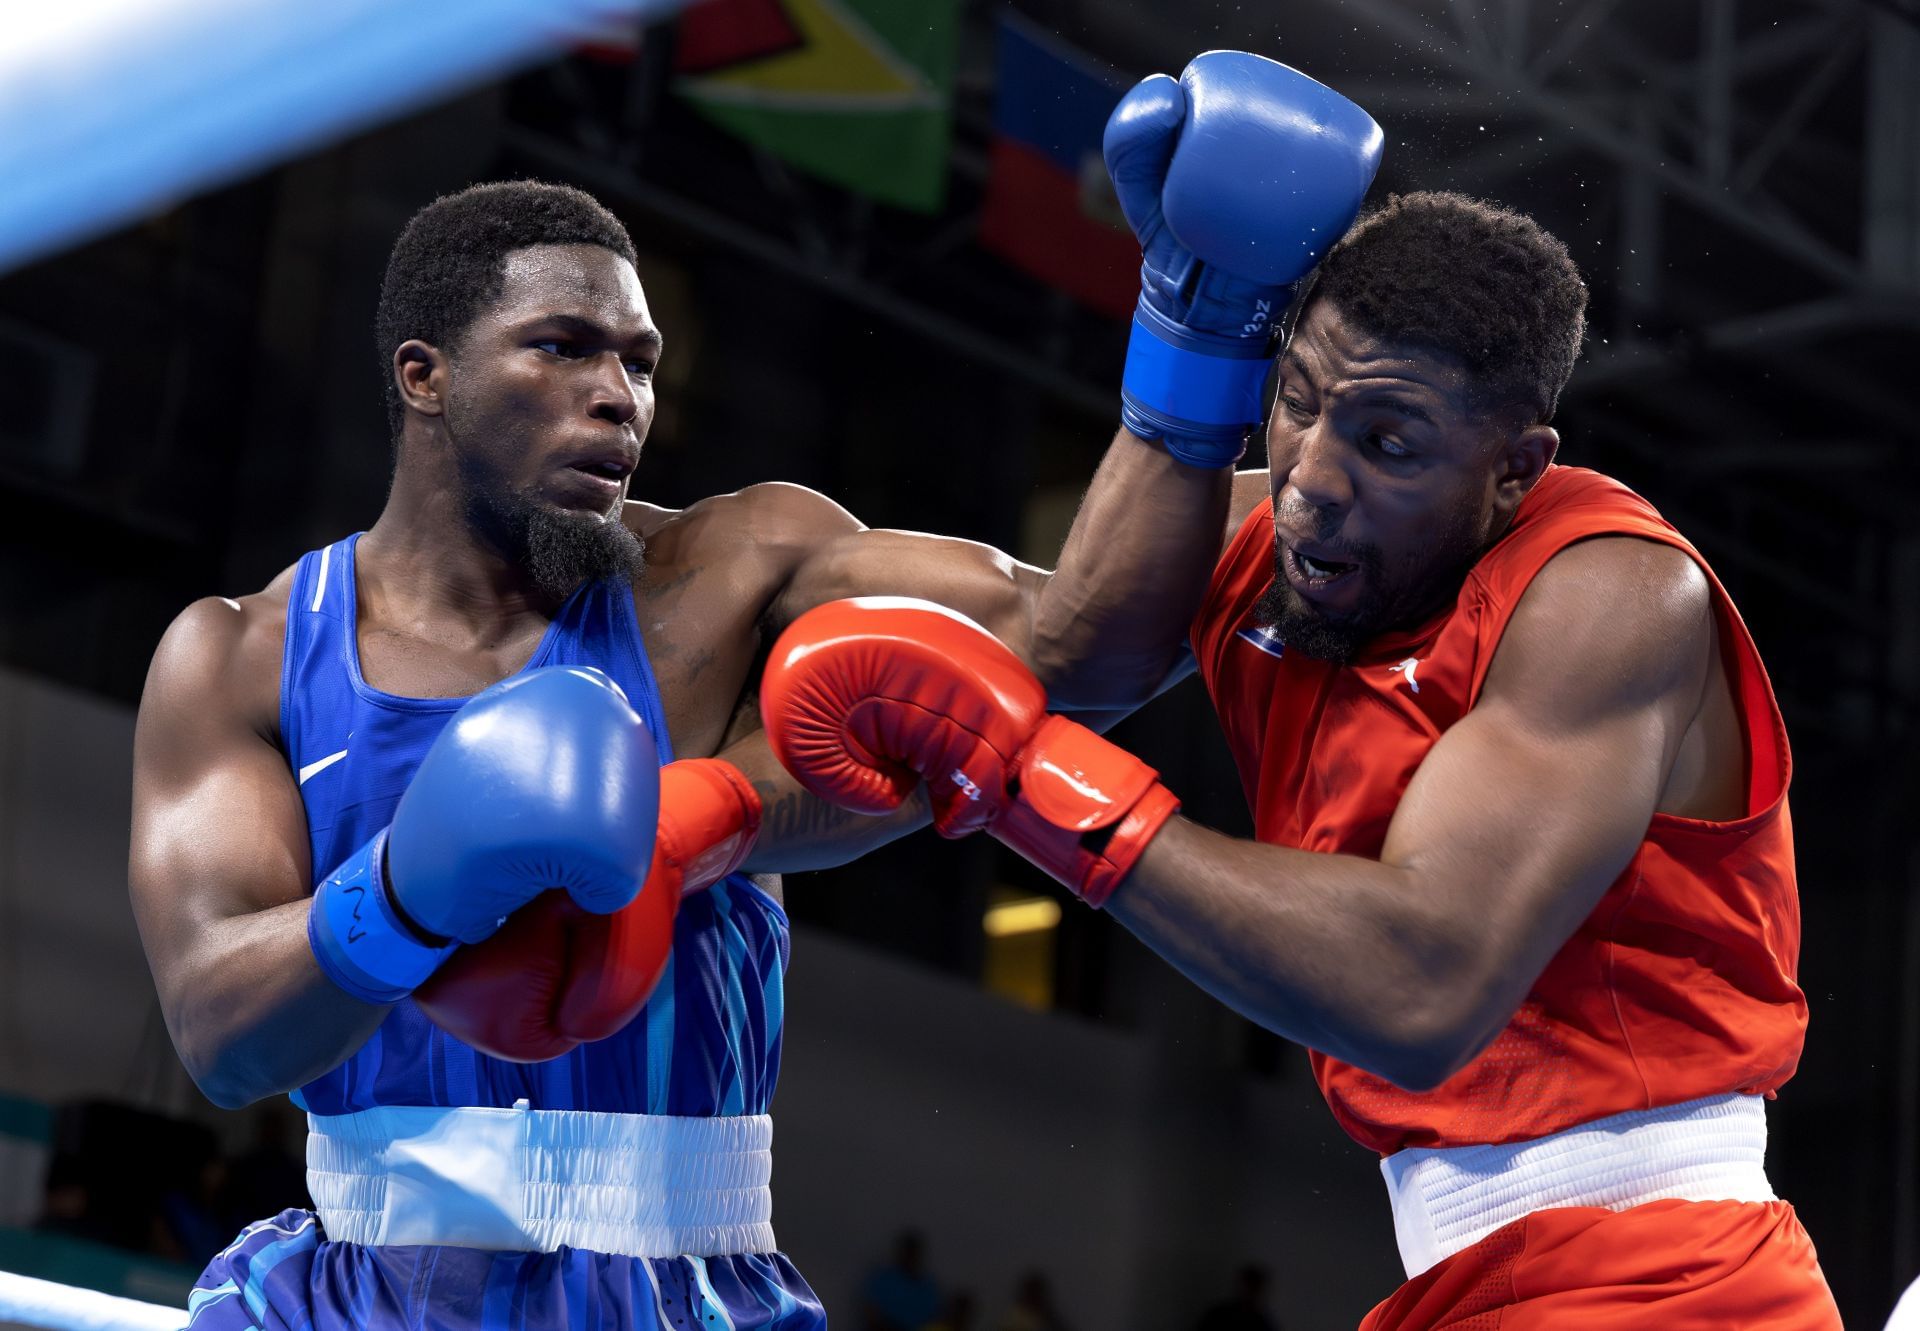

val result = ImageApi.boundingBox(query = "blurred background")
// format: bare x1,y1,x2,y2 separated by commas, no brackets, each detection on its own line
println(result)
0,0,1916,1327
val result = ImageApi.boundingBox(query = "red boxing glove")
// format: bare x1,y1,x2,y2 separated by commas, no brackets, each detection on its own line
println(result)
415,758,761,1061
761,598,1179,907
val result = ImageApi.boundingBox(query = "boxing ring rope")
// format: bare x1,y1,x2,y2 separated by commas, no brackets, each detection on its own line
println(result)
0,1272,180,1331
0,0,687,276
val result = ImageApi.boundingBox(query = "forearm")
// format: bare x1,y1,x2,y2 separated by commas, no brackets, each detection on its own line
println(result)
721,731,932,874
160,899,389,1108
1033,429,1230,709
1109,818,1494,1089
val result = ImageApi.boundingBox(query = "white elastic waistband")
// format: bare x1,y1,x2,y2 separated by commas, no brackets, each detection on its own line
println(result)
307,1102,775,1259
1381,1092,1775,1278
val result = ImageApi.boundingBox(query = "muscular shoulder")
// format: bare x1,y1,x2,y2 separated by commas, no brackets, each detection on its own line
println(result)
1486,536,1713,727
628,483,862,579
142,564,299,742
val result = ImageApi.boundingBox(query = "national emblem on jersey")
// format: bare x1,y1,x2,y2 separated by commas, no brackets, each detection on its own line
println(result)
1235,622,1287,659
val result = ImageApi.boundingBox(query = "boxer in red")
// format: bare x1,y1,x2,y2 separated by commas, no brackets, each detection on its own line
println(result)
760,188,1843,1327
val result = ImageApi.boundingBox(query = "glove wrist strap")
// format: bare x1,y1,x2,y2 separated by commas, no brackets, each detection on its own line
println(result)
1120,299,1268,467
308,829,458,1005
994,717,1181,908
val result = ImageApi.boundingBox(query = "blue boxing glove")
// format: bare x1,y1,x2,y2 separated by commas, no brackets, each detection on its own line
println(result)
307,666,661,1004
1106,51,1383,466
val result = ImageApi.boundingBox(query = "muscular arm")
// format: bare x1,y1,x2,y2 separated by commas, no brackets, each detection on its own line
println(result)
129,598,383,1108
1107,538,1717,1089
768,502,1045,663
720,472,1262,875
767,458,1268,694
717,478,1161,875
1032,430,1233,708
1038,433,1275,709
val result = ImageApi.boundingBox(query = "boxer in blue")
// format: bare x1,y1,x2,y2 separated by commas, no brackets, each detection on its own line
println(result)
126,53,1380,1331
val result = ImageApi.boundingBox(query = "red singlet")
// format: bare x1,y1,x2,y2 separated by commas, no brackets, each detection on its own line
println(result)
1190,465,1807,1155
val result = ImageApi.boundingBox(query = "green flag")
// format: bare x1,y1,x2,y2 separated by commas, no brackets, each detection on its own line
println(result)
674,0,957,212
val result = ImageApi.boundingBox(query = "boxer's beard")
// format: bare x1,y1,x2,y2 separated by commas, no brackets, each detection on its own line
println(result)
466,482,646,601
1254,521,1484,663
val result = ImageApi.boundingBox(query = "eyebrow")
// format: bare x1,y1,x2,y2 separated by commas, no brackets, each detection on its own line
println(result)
1367,395,1438,427
1280,350,1315,389
1282,352,1441,427
521,312,663,352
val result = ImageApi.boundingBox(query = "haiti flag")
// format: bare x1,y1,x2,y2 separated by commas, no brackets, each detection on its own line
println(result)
978,16,1139,319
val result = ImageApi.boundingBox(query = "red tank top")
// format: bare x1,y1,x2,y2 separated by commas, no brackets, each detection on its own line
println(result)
1190,466,1806,1154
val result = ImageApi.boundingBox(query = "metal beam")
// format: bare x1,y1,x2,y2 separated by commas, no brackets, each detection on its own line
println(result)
1436,128,1575,188
1618,98,1663,330
1323,0,1878,291
1336,80,1571,115
1526,0,1630,81
1448,0,1492,57
1865,9,1920,284
1699,0,1737,185
1502,0,1529,68
1637,11,1855,89
1574,314,1920,485
1699,296,1920,349
1730,25,1864,196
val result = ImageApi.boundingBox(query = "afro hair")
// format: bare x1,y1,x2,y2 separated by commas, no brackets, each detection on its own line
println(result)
374,180,637,436
1301,191,1587,424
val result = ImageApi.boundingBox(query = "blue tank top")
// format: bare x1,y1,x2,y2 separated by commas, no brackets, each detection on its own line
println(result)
280,534,789,1118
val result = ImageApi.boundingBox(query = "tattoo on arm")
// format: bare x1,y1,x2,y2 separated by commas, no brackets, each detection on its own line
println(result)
753,782,930,847
748,779,932,871
756,783,854,845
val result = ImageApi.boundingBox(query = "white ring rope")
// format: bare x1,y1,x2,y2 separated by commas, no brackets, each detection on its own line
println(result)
0,1271,181,1331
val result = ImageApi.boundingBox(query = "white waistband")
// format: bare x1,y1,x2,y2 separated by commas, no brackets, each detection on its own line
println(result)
1381,1092,1775,1278
307,1102,776,1259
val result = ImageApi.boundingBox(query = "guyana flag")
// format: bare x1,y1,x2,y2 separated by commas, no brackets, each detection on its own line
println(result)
673,0,957,212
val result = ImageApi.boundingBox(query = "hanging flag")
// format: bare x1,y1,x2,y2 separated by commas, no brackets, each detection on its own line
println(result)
673,0,957,212
978,16,1139,319
574,15,651,66
674,0,802,74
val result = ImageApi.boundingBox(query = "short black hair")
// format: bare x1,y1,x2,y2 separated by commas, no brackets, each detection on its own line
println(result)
374,180,638,435
1299,191,1587,424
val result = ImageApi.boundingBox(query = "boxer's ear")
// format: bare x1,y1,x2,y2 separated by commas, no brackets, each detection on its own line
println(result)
394,340,447,419
1492,424,1557,518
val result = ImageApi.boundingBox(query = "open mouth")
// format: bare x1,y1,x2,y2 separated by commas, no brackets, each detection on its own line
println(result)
559,458,633,503
1285,543,1359,589
568,460,628,483
1298,550,1354,580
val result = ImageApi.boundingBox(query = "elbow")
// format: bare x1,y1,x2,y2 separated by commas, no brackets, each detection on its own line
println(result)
1339,991,1508,1094
1339,909,1529,1092
197,1077,260,1113
1370,1042,1475,1094
181,1046,265,1110
173,1020,276,1110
